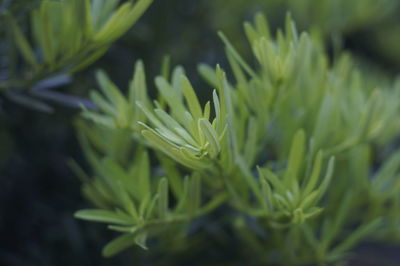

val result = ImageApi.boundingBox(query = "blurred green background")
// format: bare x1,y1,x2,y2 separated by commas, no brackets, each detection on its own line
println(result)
0,0,400,265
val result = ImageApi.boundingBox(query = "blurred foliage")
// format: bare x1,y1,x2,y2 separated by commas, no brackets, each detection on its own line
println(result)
75,14,400,265
209,0,399,35
207,0,400,70
0,0,152,110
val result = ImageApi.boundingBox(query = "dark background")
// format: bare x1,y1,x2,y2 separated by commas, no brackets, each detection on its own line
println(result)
0,0,400,265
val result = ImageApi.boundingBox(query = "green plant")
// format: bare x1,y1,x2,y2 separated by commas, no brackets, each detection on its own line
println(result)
74,14,400,265
0,0,152,109
209,0,399,34
207,0,400,70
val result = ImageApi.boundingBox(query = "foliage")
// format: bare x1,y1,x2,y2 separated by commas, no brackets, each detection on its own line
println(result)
74,13,400,265
207,0,400,69
209,0,399,34
0,0,152,110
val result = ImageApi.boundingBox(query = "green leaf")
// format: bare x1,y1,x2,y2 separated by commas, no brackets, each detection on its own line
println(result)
155,77,186,121
158,155,183,198
218,32,256,78
244,21,258,46
199,192,228,214
176,176,191,213
134,232,148,250
312,95,336,150
226,46,248,86
81,0,94,38
212,90,221,126
142,127,210,170
188,174,201,215
284,129,305,184
71,45,109,72
181,75,203,120
254,12,271,40
74,209,134,225
94,3,132,42
114,181,139,221
36,1,56,65
198,64,218,88
89,90,115,115
6,13,38,68
203,101,211,120
158,178,169,219
154,108,197,146
102,233,138,257
244,117,259,165
91,0,120,31
135,149,151,199
259,167,286,195
96,70,126,111
303,150,323,196
199,118,221,158
82,111,115,127
108,225,138,235
316,156,335,199
299,190,320,210
129,60,149,120
260,176,272,212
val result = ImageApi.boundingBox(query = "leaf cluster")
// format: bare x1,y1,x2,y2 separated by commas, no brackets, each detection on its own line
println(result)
207,0,400,70
0,0,152,109
75,13,400,265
